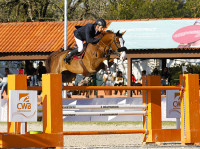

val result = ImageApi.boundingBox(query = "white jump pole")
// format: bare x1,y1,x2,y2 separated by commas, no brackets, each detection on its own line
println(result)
63,105,147,109
62,111,147,116
37,104,147,111
37,111,146,117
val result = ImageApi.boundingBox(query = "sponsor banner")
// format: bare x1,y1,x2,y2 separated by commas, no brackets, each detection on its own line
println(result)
107,19,200,49
166,90,181,118
9,90,37,122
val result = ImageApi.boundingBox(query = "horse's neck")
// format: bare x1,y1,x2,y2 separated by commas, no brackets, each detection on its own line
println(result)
87,34,111,56
83,33,113,63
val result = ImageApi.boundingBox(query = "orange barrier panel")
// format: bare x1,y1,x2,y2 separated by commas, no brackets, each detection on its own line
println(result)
2,74,200,148
63,129,147,135
0,74,64,148
7,75,28,134
142,76,181,143
180,74,200,145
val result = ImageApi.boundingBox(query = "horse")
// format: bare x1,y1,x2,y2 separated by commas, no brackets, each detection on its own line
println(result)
46,30,127,82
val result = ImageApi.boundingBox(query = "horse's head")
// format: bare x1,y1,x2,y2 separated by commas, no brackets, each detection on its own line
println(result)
101,30,127,61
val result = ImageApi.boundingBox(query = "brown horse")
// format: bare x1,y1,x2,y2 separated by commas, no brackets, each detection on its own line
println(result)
46,30,127,82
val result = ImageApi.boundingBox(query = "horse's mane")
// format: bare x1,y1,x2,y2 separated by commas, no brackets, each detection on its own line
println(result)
105,30,114,33
103,30,114,35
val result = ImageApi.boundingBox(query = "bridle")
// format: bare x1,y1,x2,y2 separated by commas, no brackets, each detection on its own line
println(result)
96,35,126,58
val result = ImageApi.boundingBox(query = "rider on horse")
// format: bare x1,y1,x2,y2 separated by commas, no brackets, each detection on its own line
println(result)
64,18,107,64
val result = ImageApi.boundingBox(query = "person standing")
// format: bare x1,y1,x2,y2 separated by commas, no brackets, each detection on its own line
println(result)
161,67,171,95
36,61,47,85
26,63,38,86
114,71,124,95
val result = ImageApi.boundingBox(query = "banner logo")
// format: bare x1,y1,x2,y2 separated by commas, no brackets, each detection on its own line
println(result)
170,92,181,114
17,93,31,111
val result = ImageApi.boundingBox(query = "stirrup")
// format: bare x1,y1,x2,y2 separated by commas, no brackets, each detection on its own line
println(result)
64,55,72,64
64,57,71,64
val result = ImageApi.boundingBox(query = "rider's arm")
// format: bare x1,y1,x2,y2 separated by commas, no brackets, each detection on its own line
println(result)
85,26,100,44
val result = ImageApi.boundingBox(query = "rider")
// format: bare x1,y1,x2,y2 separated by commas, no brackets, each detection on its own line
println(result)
64,18,107,64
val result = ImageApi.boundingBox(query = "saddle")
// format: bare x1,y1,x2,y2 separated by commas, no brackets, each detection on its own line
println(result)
72,43,88,60
70,43,91,76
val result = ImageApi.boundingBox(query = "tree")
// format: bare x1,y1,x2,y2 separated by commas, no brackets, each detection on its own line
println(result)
134,0,185,19
0,0,199,23
184,0,200,18
0,0,64,22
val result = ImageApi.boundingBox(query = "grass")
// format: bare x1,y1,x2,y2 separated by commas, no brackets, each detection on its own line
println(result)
162,121,177,126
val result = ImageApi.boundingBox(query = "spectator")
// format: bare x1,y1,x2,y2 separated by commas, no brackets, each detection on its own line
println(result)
138,70,147,84
152,68,159,76
142,70,146,76
131,74,136,86
188,68,193,74
0,68,10,98
161,67,171,95
26,63,38,86
114,71,124,95
36,61,47,85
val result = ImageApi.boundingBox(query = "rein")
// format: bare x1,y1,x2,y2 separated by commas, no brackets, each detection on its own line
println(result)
95,35,121,57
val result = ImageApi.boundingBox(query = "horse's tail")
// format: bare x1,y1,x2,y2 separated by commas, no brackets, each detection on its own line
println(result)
45,56,51,73
45,48,64,73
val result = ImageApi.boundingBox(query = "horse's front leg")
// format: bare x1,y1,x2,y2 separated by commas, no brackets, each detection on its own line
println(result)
103,58,114,72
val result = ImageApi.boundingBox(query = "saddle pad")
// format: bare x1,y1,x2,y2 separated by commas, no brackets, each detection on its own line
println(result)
73,56,79,59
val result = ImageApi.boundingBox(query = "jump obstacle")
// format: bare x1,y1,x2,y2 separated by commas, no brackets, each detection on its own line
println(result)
0,74,199,148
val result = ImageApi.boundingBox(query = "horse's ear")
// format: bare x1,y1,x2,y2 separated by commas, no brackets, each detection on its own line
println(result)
121,31,126,35
116,30,120,36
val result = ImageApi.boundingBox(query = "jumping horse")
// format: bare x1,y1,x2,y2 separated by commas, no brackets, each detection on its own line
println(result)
46,30,127,82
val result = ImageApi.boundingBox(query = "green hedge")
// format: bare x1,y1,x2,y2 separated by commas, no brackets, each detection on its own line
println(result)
169,64,200,85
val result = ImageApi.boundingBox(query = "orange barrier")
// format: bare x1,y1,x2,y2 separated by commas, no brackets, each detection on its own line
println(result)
63,129,147,135
0,74,63,148
63,86,181,91
1,74,200,148
27,85,181,91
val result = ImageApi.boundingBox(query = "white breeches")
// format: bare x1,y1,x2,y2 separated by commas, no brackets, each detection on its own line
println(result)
75,37,83,52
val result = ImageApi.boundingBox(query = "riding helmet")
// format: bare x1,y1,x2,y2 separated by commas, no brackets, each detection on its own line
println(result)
95,18,107,28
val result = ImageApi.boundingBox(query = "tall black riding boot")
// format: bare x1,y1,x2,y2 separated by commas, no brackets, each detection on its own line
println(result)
64,48,78,64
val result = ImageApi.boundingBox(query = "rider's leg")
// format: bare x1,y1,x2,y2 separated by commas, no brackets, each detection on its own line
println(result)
64,48,78,63
64,37,83,63
75,37,84,53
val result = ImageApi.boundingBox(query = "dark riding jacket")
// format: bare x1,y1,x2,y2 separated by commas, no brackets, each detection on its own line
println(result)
74,24,101,44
